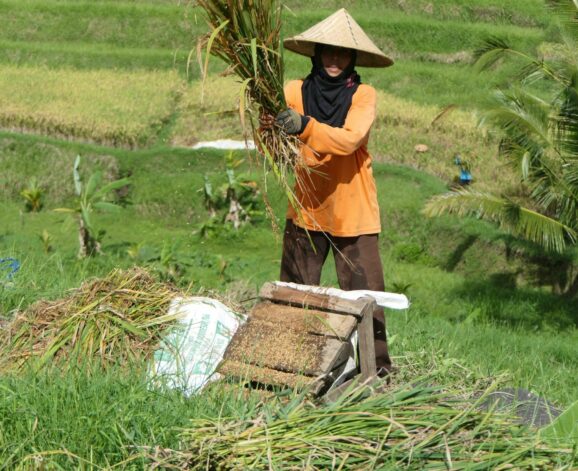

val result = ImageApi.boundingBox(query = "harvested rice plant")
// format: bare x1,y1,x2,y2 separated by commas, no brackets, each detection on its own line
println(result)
0,0,577,468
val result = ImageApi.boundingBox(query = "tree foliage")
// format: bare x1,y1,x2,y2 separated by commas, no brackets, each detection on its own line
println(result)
425,0,578,255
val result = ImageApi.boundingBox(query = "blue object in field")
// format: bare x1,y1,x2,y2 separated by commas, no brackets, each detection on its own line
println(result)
0,258,20,281
454,154,472,185
460,169,472,185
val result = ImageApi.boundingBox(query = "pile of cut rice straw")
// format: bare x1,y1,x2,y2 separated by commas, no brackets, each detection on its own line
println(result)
0,268,180,372
153,380,577,469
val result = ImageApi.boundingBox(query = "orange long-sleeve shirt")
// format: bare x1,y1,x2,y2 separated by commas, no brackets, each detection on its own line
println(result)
285,79,381,236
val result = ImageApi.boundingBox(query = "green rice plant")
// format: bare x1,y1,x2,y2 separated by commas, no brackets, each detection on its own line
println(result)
170,76,244,146
174,379,576,469
195,0,303,212
0,267,180,373
0,0,198,51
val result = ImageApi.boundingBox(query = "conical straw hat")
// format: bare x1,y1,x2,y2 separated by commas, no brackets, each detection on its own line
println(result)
284,8,393,68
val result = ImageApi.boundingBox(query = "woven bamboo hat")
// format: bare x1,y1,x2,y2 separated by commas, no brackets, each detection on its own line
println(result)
283,8,393,68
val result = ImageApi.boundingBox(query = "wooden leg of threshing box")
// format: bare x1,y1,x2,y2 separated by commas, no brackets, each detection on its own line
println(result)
358,298,377,381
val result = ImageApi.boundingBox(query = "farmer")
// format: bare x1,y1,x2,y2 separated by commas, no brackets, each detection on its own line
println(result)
274,8,394,376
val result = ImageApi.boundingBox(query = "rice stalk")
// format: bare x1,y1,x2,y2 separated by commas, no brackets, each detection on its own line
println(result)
173,380,576,469
195,0,304,214
0,267,180,372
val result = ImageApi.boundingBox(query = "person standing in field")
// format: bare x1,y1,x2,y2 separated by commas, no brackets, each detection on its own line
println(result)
275,9,395,375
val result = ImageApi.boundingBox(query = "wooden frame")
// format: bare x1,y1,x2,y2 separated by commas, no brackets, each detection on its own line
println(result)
220,283,379,397
258,283,378,393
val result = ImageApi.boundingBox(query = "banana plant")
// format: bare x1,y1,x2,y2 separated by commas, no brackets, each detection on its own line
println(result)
221,151,260,229
199,152,261,233
55,155,130,258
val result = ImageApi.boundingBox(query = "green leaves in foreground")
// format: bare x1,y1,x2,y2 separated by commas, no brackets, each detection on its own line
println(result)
170,381,576,469
541,400,578,447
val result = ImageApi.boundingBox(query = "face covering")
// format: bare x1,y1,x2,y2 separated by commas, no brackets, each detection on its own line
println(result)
301,44,361,128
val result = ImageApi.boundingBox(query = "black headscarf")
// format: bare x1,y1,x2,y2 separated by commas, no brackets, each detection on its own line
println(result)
301,44,361,128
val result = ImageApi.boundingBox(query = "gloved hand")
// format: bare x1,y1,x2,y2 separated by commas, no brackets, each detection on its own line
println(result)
275,109,305,135
259,113,275,131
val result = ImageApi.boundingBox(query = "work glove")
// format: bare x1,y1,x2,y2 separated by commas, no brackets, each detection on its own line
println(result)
276,109,307,135
258,113,275,132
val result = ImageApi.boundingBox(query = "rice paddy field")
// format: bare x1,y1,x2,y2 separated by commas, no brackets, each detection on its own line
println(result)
0,0,577,468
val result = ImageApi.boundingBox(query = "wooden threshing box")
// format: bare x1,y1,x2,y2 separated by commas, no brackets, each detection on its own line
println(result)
219,282,378,396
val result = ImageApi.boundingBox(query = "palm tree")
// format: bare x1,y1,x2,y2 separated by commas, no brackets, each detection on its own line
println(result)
424,0,578,259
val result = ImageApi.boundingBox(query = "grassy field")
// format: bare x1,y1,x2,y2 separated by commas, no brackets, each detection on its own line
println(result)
0,0,551,187
1,133,576,404
1,0,577,467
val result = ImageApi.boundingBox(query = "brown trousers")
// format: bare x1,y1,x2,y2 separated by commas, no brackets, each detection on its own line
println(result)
279,220,392,371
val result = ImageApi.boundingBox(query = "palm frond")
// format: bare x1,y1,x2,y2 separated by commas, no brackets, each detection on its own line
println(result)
552,71,578,157
488,88,552,158
547,0,578,48
473,37,515,71
486,88,578,202
517,58,567,86
469,2,578,253
475,37,569,86
424,189,576,253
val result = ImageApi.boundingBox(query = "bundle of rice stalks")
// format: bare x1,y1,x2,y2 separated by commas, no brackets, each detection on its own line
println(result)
0,268,180,372
172,381,576,469
195,0,302,210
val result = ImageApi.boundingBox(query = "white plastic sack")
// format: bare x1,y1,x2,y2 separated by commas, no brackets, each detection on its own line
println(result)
192,139,255,150
273,281,410,310
150,296,246,395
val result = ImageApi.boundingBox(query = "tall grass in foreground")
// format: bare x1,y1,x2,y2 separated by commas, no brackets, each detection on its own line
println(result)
1,365,573,469
0,366,264,469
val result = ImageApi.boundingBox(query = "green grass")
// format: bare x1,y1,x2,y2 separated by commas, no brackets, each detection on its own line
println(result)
0,313,575,468
1,133,576,406
0,0,554,159
0,366,264,468
287,0,552,27
0,0,197,49
0,1,577,465
0,39,192,72
0,0,550,105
